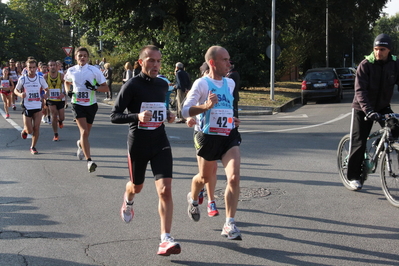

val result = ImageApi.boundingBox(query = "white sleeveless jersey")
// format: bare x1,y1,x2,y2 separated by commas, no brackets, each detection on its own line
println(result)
15,75,48,110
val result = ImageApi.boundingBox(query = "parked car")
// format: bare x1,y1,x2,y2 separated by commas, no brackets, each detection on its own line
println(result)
335,67,356,89
301,68,343,105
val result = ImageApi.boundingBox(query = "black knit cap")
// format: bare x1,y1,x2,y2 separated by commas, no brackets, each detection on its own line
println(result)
374,33,392,50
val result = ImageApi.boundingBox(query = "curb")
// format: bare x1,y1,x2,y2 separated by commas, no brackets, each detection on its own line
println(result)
100,95,301,116
238,97,301,116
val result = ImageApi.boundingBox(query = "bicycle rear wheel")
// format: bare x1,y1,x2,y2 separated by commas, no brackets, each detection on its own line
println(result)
337,134,355,190
380,143,399,207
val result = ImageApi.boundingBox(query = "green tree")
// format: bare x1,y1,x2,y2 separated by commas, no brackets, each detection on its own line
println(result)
48,0,390,86
373,14,399,55
5,0,71,62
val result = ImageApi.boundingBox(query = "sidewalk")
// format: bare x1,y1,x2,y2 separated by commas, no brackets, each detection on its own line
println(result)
97,91,300,116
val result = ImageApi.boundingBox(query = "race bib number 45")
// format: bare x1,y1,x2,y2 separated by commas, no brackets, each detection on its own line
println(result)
208,109,234,136
138,102,166,130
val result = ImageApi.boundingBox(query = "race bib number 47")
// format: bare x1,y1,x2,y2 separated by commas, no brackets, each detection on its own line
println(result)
208,109,234,136
138,102,166,130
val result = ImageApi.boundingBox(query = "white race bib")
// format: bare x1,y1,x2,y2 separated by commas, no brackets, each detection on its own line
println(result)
208,109,234,136
49,88,61,100
138,102,167,130
1,80,10,89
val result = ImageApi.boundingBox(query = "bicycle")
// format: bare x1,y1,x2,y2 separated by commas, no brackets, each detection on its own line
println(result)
337,113,399,207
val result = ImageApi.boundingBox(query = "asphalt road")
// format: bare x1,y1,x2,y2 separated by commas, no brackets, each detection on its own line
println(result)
1,90,399,266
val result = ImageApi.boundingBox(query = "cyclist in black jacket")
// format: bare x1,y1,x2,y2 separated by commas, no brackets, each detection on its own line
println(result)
348,33,399,190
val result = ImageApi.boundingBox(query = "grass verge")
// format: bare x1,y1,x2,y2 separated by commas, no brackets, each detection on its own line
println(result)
111,81,302,108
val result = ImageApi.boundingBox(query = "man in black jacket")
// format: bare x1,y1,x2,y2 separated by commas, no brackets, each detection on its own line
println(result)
174,62,190,123
347,33,399,190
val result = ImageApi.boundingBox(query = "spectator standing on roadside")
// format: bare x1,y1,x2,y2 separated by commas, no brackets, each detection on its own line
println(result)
133,61,141,76
226,61,240,117
94,59,101,70
174,62,191,123
99,58,106,71
123,62,133,84
103,63,113,100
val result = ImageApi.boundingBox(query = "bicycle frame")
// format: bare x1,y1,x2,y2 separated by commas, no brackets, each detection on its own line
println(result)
365,128,388,175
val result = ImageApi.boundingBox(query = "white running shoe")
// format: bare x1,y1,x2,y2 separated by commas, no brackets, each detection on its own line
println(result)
87,161,97,173
221,222,242,240
187,192,200,222
349,180,362,190
41,116,47,123
120,193,134,223
76,140,84,160
157,236,181,256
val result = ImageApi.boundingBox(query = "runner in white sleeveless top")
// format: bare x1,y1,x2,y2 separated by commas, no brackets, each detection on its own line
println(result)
182,46,242,240
8,59,19,111
0,67,14,119
14,58,48,155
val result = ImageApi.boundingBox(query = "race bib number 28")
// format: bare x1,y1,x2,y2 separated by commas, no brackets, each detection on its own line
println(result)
138,102,166,130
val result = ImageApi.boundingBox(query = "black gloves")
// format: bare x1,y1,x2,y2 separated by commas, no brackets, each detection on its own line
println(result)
366,111,381,121
85,80,98,91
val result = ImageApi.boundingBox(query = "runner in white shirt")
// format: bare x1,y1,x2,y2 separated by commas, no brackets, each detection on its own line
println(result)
8,59,19,111
64,47,109,173
14,59,48,155
182,46,242,240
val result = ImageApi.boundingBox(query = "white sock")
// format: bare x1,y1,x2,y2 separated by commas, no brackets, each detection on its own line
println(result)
161,233,171,242
226,217,235,224
190,197,198,205
125,195,134,205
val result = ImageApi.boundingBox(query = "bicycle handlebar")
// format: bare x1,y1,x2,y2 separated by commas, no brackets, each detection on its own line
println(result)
364,112,399,122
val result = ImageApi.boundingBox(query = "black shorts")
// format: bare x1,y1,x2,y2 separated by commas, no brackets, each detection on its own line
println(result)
47,100,65,110
71,103,98,124
127,132,173,185
22,108,41,117
194,127,241,161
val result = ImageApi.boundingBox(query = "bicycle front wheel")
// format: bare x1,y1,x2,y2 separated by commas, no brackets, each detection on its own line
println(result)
380,143,399,207
337,134,355,190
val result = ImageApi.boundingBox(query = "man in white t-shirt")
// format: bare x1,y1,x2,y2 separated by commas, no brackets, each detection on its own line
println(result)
64,47,109,173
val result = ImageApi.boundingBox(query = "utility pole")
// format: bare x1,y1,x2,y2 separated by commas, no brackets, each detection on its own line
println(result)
326,0,329,67
270,0,276,101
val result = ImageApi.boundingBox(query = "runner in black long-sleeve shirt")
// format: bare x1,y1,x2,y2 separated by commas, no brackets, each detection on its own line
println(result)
110,45,180,256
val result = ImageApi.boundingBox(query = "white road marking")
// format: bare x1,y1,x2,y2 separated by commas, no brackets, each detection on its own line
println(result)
280,114,308,119
1,108,32,138
240,112,351,133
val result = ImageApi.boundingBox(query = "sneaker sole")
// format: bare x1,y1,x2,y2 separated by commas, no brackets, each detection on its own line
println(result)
187,192,200,222
221,232,242,240
157,244,181,256
88,163,97,173
208,211,219,217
